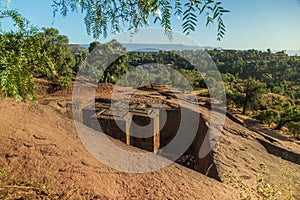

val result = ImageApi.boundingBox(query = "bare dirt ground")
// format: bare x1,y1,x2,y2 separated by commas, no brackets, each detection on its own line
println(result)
0,82,300,199
0,98,238,199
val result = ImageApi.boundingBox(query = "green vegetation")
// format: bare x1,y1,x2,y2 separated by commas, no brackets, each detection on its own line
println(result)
1,1,299,199
0,10,299,136
221,162,295,200
53,0,229,41
0,2,298,137
0,10,77,100
0,0,229,100
91,45,300,138
209,49,300,137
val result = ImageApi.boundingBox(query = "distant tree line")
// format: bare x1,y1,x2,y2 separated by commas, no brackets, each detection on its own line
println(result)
91,44,300,139
0,9,299,138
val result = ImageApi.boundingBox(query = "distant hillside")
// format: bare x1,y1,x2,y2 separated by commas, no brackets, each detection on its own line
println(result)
75,43,300,56
122,43,220,52
76,43,220,52
69,44,88,52
284,50,300,56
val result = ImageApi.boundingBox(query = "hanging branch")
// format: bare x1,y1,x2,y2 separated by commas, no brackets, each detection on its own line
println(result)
52,0,229,41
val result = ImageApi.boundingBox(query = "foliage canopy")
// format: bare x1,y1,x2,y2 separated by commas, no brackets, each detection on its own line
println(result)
52,0,229,40
0,10,76,100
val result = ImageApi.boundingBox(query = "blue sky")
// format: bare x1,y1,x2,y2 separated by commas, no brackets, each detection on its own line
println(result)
1,0,300,51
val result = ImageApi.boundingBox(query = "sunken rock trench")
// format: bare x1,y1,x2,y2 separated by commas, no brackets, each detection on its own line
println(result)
82,98,220,180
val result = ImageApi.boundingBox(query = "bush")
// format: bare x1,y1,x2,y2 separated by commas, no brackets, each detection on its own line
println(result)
0,12,76,99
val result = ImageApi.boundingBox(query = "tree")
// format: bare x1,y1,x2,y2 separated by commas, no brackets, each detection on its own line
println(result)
0,33,37,100
275,103,300,130
0,9,29,33
0,10,44,100
287,122,300,139
52,0,229,41
0,10,76,99
36,28,75,82
70,44,88,74
241,78,266,115
253,109,280,126
88,41,101,53
108,39,127,52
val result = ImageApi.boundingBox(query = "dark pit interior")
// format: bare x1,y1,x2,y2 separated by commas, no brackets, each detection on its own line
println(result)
82,98,220,180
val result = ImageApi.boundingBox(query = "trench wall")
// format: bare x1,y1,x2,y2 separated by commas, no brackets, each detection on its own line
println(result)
82,104,220,180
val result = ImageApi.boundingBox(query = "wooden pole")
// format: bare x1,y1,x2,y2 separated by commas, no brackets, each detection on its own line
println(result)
153,110,160,154
125,113,132,145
